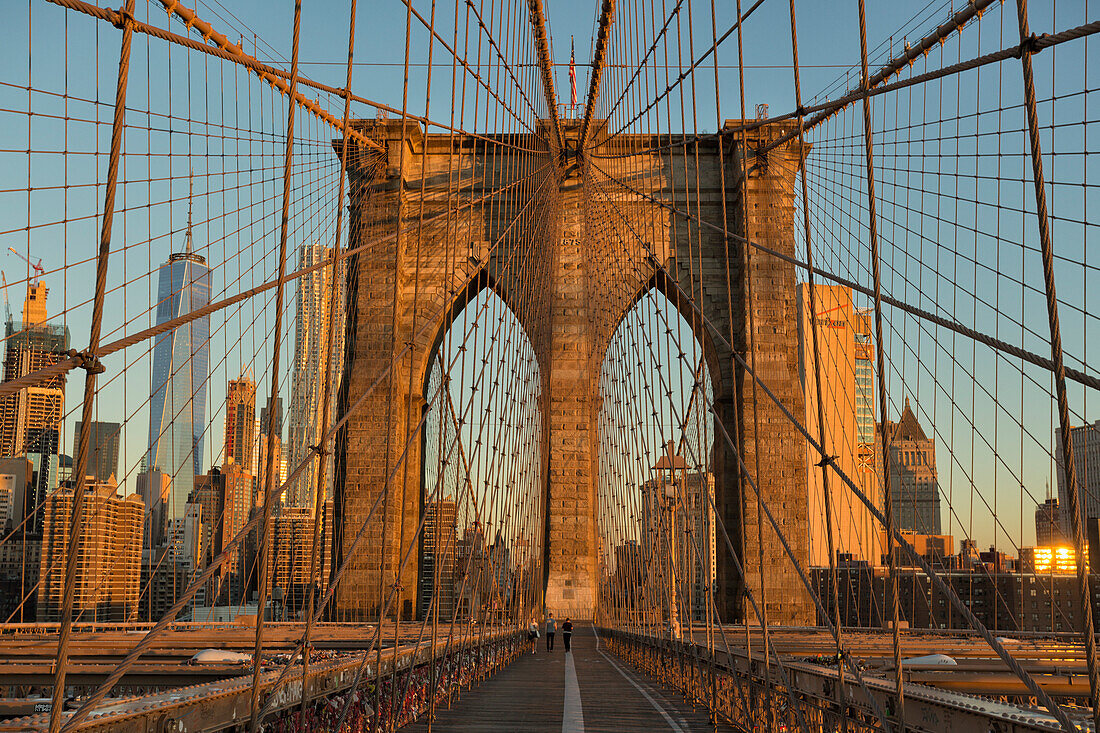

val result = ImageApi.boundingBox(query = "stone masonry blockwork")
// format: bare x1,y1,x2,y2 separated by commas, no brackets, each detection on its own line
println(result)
332,119,812,624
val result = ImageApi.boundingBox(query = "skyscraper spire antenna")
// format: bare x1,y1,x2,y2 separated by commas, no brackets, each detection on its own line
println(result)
185,165,194,253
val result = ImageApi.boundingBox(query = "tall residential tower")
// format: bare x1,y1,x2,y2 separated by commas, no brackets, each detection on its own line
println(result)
224,375,256,472
1056,420,1100,532
286,244,345,508
0,284,70,535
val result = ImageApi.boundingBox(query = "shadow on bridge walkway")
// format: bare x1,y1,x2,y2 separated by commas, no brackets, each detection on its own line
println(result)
405,624,734,732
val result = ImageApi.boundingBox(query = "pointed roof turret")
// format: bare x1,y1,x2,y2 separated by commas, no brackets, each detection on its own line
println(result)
892,397,927,441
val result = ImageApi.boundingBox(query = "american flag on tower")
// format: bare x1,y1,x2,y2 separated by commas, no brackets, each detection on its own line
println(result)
569,36,577,114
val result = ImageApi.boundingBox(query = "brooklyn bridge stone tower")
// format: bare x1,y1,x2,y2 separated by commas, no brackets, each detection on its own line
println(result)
331,117,811,624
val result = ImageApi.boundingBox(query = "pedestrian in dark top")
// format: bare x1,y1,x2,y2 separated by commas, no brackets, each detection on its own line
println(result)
562,618,574,651
545,613,556,651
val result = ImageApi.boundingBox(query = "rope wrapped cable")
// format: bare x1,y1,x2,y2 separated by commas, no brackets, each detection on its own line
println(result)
1015,0,1100,728
786,0,847,725
585,156,1082,733
246,0,303,727
590,18,1100,162
49,2,135,730
854,0,906,722
299,166,345,716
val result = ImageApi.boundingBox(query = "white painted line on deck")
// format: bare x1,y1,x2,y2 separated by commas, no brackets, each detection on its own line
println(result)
591,626,687,733
563,648,585,733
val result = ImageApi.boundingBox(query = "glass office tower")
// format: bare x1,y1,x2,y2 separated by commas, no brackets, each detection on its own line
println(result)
147,247,212,524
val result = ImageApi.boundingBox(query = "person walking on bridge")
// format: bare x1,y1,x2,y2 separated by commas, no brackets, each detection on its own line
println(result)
562,618,574,652
527,621,540,654
545,612,556,651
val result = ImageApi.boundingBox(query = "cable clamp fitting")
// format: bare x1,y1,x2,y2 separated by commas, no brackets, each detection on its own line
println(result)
69,349,106,375
1015,33,1043,58
816,454,837,468
309,444,330,457
113,5,134,30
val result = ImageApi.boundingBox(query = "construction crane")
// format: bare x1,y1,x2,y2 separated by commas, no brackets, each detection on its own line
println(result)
7,247,44,286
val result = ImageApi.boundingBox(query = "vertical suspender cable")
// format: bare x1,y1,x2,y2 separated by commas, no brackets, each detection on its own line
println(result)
729,0,775,722
787,1,848,729
299,0,361,723
1015,0,1100,728
248,1,303,730
49,2,135,731
854,0,905,727
375,0,414,718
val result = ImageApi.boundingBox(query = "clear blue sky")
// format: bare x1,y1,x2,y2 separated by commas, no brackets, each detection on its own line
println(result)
0,0,1095,554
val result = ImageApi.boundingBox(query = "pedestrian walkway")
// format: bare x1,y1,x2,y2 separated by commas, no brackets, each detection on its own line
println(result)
405,624,734,732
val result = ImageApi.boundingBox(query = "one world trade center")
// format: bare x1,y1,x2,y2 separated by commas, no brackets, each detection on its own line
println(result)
146,220,211,523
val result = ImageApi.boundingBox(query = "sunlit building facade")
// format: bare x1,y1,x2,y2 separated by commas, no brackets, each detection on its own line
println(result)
797,284,883,567
287,244,345,508
224,376,256,472
876,398,942,535
0,284,70,538
1056,420,1100,533
38,478,143,621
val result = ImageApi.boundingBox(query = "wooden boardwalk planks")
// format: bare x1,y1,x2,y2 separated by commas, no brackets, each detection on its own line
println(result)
404,624,735,732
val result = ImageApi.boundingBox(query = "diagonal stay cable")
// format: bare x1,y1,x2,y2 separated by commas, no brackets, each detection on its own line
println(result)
56,158,553,732
588,172,890,733
0,167,548,400
601,0,766,141
589,158,1100,393
590,17,1100,162
589,166,1082,732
